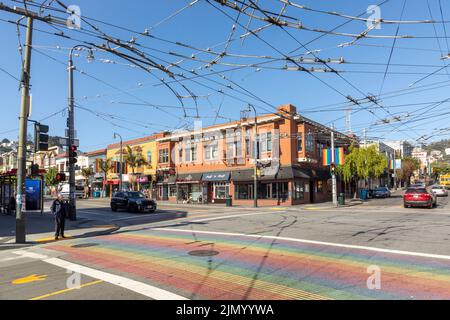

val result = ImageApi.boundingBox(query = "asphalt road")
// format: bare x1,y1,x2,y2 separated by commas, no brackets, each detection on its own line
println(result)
1,195,450,300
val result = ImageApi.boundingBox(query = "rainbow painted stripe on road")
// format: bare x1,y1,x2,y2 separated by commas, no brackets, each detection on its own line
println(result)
47,229,450,300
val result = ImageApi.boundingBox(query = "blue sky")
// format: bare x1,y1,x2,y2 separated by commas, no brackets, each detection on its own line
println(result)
1,0,450,151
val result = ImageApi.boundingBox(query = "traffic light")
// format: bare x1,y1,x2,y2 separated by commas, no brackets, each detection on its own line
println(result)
69,145,78,165
30,164,40,176
56,173,66,183
34,123,49,152
330,163,336,174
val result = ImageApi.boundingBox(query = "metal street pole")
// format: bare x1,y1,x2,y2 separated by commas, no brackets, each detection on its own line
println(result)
247,104,258,208
15,16,33,244
114,133,123,191
68,45,94,220
331,124,338,207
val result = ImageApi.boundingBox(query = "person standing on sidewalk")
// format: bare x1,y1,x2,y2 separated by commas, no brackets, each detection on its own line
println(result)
51,194,67,240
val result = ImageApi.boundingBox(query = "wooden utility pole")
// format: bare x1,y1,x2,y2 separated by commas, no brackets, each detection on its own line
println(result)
15,16,33,244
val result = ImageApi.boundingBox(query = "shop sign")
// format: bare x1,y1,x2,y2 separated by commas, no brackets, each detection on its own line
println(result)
202,172,230,182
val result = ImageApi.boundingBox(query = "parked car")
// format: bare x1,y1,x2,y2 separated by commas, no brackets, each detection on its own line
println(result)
403,187,437,209
431,185,449,197
373,187,391,198
111,191,157,213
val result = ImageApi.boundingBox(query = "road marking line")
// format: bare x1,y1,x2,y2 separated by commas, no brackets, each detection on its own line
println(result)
12,251,187,300
192,211,280,223
12,251,49,260
155,228,450,261
29,280,103,300
12,274,47,284
0,256,26,262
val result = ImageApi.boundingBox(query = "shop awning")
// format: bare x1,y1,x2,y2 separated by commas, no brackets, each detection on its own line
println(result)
177,173,203,183
231,166,330,182
298,168,331,180
202,171,230,182
231,169,279,182
277,167,310,180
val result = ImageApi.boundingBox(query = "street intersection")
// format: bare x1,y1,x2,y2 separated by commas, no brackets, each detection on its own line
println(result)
1,193,450,300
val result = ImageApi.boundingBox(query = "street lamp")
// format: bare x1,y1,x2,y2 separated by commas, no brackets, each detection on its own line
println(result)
113,132,123,192
67,44,94,221
244,104,258,208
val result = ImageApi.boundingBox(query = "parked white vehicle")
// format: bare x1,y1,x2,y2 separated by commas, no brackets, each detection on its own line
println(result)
431,185,449,197
58,183,84,199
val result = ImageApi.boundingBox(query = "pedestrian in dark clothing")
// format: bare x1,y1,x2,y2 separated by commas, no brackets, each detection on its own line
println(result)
8,194,16,215
51,194,66,240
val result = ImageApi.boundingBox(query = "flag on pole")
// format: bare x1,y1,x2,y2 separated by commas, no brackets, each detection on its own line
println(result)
388,160,394,170
323,148,345,166
335,147,345,165
322,149,331,166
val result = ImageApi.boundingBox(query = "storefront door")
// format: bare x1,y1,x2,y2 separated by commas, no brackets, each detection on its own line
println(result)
309,181,315,203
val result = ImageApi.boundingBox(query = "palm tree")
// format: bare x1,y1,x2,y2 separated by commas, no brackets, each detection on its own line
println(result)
125,146,147,191
98,158,113,197
81,167,94,186
81,167,94,198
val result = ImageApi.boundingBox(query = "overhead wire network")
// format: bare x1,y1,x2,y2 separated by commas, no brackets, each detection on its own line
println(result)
1,0,450,146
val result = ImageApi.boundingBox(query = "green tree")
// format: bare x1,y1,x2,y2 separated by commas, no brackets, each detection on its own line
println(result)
397,157,420,187
338,145,388,198
44,167,59,195
125,146,147,190
81,167,94,185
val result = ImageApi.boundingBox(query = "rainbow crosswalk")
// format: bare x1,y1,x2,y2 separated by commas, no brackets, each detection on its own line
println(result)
46,229,450,300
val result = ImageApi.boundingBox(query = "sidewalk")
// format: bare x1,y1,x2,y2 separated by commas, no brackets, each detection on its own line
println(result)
0,211,119,249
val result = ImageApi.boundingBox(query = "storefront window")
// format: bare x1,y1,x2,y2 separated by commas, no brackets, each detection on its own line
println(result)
278,182,289,200
294,181,305,200
254,182,289,200
235,184,252,200
169,185,177,197
213,182,230,199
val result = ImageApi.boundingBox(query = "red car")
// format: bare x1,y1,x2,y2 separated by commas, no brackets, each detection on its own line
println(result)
404,187,437,209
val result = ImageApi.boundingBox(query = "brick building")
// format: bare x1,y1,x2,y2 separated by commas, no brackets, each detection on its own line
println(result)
155,104,354,206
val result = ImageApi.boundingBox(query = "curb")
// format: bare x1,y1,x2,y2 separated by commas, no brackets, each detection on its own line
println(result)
0,224,120,249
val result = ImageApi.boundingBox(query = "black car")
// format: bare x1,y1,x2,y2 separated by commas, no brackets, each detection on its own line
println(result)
111,191,157,213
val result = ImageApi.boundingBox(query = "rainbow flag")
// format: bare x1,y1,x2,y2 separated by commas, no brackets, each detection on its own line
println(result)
335,147,345,166
322,149,332,166
388,159,395,170
323,148,345,166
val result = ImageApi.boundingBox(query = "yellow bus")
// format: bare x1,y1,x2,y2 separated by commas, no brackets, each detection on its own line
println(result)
439,174,450,189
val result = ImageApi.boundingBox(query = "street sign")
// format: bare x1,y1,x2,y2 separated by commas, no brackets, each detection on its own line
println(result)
57,137,79,147
65,129,77,138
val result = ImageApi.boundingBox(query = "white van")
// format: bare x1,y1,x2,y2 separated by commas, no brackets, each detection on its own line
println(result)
58,184,84,199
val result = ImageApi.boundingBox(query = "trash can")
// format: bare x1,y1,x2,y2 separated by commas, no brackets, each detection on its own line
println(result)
338,193,345,206
225,197,233,207
360,189,368,200
93,191,100,198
